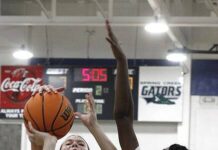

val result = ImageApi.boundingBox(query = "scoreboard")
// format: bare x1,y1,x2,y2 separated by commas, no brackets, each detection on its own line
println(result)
46,66,139,120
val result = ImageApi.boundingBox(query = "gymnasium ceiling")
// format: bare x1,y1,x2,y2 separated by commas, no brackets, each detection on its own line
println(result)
0,0,218,65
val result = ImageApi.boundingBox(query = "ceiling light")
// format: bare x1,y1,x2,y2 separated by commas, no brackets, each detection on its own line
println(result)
13,45,33,60
166,52,187,62
144,21,169,34
166,45,218,62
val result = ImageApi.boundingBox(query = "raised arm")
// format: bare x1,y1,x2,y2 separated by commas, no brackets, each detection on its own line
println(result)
75,93,117,150
106,20,139,150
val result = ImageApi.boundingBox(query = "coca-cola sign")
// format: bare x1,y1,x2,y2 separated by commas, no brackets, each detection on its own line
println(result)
0,66,44,108
1,77,41,92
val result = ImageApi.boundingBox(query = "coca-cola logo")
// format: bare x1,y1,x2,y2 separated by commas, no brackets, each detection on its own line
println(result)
1,77,41,92
1,67,43,103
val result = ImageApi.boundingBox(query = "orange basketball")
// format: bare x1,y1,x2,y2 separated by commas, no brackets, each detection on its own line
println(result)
23,92,74,139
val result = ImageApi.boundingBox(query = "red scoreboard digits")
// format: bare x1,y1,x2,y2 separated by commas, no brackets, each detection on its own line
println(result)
82,68,107,82
74,68,108,82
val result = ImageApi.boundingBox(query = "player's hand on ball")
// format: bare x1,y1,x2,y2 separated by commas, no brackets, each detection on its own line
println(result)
26,122,57,146
32,85,65,96
74,93,97,128
24,91,74,139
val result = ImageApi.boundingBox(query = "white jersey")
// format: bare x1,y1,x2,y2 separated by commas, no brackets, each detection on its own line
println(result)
135,146,140,150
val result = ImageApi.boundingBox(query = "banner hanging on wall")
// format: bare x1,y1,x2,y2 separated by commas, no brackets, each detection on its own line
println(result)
138,66,183,122
0,66,44,119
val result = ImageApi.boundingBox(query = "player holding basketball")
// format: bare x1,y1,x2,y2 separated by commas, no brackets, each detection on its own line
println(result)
28,19,140,150
27,90,116,150
105,20,140,150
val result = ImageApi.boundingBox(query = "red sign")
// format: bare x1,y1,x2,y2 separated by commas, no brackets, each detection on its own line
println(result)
0,66,44,108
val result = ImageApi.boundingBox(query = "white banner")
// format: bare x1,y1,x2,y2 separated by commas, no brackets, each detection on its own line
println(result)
138,66,183,122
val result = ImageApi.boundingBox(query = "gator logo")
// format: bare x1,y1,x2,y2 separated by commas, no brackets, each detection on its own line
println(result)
144,94,175,105
141,85,181,105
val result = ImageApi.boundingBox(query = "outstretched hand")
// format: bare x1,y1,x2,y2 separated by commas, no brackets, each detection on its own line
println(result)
74,93,97,128
105,20,126,61
32,85,65,96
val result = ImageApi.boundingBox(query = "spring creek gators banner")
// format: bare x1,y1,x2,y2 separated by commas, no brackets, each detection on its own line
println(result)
138,66,183,122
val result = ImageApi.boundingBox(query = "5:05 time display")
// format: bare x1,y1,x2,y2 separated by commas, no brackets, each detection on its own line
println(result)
74,68,108,82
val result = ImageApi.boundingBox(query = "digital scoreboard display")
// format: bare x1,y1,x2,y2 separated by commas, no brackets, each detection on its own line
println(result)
73,68,108,82
70,67,114,120
68,67,139,120
43,67,138,120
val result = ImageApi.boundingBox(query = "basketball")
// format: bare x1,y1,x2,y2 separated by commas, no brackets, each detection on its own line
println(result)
23,92,74,139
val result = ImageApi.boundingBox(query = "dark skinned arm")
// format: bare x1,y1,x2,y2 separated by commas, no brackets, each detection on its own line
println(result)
106,20,139,150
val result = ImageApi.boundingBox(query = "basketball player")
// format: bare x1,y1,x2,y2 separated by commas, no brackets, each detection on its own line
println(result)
105,20,140,150
28,20,140,150
106,20,189,150
27,91,116,150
